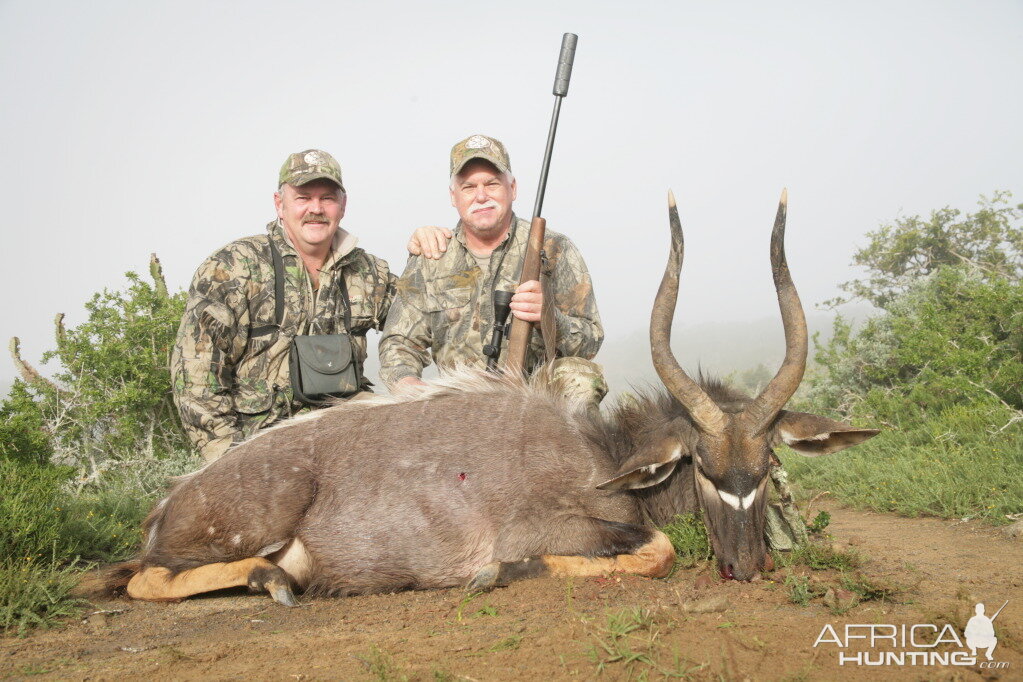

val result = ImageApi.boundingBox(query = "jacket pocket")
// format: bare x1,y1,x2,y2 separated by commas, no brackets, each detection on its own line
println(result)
422,283,472,312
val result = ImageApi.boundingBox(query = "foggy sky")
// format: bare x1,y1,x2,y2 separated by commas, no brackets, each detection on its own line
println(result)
2,0,1020,389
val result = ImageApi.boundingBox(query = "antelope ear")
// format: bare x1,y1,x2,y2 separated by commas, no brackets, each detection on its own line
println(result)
596,439,688,491
772,410,880,456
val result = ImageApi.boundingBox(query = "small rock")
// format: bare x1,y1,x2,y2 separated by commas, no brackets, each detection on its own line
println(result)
847,535,865,546
693,575,715,590
1002,519,1023,541
823,588,858,612
86,613,109,630
683,595,730,614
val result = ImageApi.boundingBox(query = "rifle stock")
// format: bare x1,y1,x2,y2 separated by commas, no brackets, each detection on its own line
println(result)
504,216,546,373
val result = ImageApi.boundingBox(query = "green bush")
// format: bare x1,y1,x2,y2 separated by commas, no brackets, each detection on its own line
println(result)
0,453,197,633
1,256,198,632
0,458,154,567
0,381,52,466
796,268,1023,524
0,559,83,635
0,458,129,633
0,459,73,564
830,190,1022,308
40,269,189,463
794,193,1023,523
807,268,1023,416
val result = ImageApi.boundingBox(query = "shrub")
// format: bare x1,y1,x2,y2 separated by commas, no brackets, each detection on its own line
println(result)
794,194,1023,523
0,381,52,466
1,255,198,632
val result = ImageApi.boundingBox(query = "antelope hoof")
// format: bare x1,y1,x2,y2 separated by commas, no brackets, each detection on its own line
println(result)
248,565,300,607
466,562,502,591
269,582,300,608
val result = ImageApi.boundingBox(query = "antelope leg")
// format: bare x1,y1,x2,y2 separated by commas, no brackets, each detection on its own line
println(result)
467,529,675,590
127,557,299,606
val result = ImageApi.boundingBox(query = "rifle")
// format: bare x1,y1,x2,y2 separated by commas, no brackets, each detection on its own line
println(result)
503,32,578,375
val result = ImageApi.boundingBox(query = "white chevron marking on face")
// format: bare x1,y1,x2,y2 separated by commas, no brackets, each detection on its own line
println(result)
718,489,742,510
741,489,757,510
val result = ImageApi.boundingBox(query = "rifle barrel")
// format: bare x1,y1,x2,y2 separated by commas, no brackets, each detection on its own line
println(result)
533,96,563,219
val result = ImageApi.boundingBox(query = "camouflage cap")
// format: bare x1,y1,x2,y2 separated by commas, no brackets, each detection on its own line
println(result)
449,134,512,177
278,149,345,191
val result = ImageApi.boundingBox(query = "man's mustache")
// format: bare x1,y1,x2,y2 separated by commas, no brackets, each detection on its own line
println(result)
302,214,330,224
471,201,499,213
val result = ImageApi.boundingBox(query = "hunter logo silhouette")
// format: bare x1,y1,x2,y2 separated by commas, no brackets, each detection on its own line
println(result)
965,601,1007,661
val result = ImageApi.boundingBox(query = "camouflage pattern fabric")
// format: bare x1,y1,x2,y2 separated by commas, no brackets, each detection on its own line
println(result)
379,215,604,395
449,134,512,176
548,356,609,410
172,221,395,461
278,149,345,191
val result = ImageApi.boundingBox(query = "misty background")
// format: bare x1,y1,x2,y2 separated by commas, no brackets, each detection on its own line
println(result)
1,0,1020,398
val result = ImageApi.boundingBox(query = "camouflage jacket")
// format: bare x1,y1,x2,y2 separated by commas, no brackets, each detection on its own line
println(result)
379,215,603,386
171,221,395,460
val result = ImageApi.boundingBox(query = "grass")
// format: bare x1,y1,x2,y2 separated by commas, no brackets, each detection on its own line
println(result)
839,572,902,603
357,645,408,682
586,608,658,674
455,590,482,622
774,541,861,572
780,400,1023,523
0,560,84,635
487,635,522,652
585,607,704,679
784,575,815,606
780,545,905,611
0,452,198,633
659,513,712,568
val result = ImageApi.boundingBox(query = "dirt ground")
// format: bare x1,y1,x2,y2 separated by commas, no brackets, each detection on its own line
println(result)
2,500,1021,681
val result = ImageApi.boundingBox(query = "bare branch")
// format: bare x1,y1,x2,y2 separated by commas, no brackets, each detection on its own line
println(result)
54,313,66,345
9,336,59,391
150,253,169,299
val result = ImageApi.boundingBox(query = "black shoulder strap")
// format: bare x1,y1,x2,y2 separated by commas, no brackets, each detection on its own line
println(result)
337,268,364,384
269,236,286,326
250,236,286,337
337,270,352,333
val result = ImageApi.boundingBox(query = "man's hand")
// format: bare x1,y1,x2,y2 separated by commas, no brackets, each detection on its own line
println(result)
407,226,453,260
394,376,429,394
510,280,542,323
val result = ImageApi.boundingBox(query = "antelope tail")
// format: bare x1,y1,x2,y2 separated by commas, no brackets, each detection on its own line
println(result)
72,560,142,599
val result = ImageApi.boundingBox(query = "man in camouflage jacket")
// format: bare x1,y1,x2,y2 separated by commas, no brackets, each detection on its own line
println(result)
171,150,395,461
379,134,606,405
